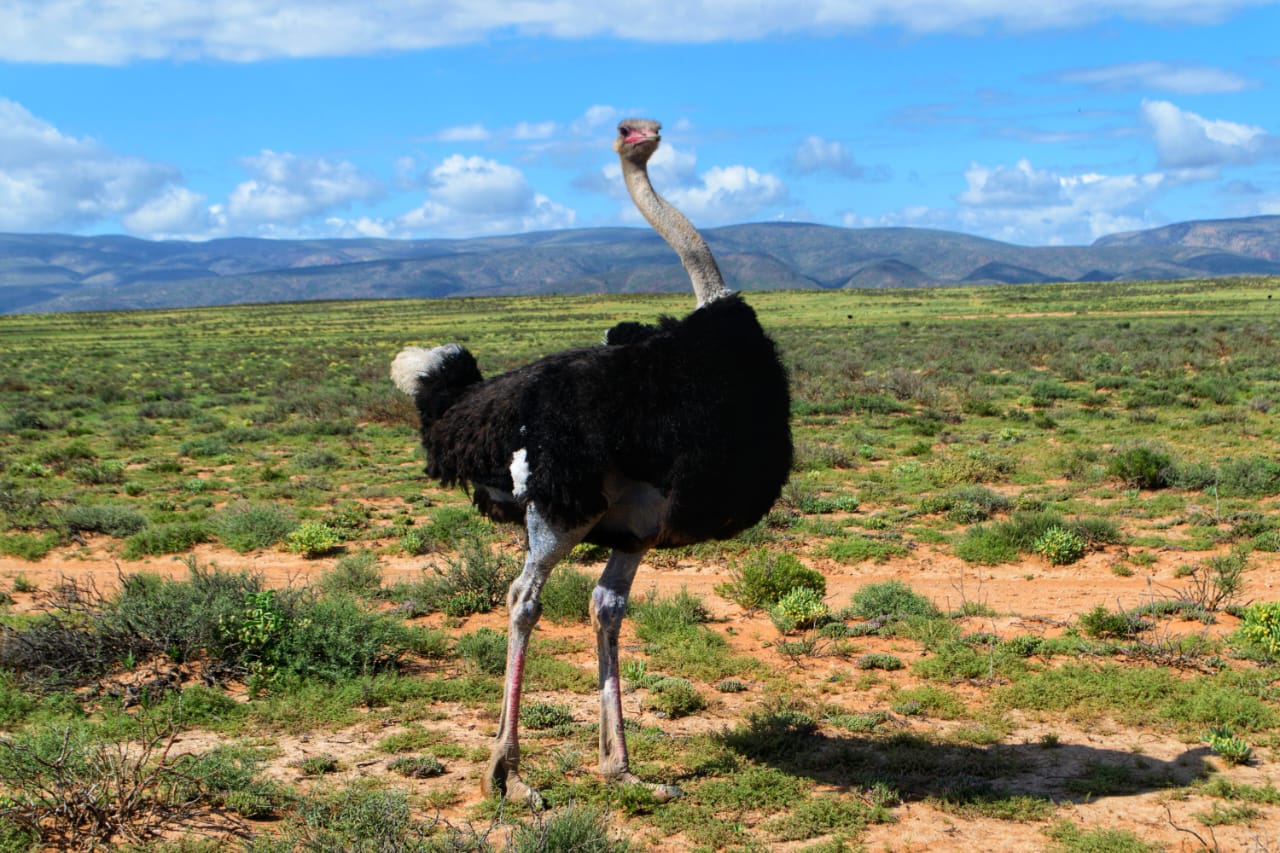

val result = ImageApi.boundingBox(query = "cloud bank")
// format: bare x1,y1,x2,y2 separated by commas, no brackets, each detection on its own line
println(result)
2,0,1273,63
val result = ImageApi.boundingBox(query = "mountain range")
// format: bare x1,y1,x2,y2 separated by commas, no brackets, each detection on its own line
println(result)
3,215,1279,314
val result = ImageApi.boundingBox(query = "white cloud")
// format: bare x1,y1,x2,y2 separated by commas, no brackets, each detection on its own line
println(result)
792,136,866,178
1140,99,1272,169
953,159,1167,244
224,150,383,229
397,154,575,236
0,97,183,232
1058,61,1253,94
599,142,788,227
7,0,1267,63
432,124,491,143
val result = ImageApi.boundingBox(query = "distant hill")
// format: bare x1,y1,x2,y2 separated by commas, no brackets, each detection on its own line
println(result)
3,215,1279,313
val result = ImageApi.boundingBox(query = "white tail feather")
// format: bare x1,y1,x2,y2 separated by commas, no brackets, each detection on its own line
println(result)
390,343,464,396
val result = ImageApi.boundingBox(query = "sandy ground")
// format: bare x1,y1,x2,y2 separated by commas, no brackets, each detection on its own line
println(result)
3,536,1279,851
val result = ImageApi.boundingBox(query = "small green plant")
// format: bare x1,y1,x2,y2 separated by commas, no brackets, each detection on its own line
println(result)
521,701,574,730
387,755,445,778
856,653,904,671
769,586,829,634
1239,601,1280,659
1204,726,1252,766
456,627,507,675
286,522,341,557
1033,526,1087,565
294,754,340,775
644,677,706,718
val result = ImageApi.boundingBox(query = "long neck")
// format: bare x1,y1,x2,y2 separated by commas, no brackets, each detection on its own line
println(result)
621,158,727,308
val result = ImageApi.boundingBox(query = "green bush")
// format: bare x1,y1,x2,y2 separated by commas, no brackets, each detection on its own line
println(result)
1033,526,1087,565
122,521,210,559
954,527,1019,565
320,550,383,597
456,628,507,675
716,548,826,611
1079,604,1148,639
511,805,631,853
285,522,341,557
769,587,829,634
848,580,939,622
63,504,148,538
1107,445,1175,489
214,502,298,553
1216,456,1280,497
644,677,706,718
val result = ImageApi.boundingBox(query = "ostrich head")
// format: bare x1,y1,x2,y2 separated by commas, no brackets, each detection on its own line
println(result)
614,119,661,165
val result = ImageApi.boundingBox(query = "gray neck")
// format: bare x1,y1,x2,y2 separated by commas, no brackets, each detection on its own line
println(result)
621,158,728,308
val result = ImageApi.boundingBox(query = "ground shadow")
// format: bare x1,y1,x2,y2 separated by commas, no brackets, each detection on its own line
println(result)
707,714,1213,806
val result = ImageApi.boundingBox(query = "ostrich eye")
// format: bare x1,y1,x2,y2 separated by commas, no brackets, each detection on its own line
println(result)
619,126,631,137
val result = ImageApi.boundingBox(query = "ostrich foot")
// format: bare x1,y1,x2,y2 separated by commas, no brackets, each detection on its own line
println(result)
483,754,544,810
616,771,683,803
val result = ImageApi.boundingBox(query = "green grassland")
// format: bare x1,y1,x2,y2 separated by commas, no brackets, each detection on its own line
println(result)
1,277,1280,851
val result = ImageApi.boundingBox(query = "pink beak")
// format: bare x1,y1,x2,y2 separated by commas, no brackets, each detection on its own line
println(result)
625,128,659,145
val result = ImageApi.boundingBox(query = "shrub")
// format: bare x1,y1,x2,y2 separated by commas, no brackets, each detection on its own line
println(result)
456,628,507,675
823,533,907,564
716,548,826,611
1079,604,1148,639
769,587,829,634
954,527,1019,565
1033,526,1087,565
1107,445,1174,489
521,701,574,730
848,580,939,622
644,677,706,718
63,504,148,538
511,805,631,853
1217,456,1280,497
286,522,341,558
402,537,518,616
320,550,382,597
122,522,210,559
214,502,298,553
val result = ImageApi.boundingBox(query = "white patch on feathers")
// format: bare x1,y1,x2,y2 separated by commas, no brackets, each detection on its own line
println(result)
510,447,530,498
389,343,464,395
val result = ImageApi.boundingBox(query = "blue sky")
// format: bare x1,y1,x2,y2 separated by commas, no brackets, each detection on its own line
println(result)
2,1,1278,246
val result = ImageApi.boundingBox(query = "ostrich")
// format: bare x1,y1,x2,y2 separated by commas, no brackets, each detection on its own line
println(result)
391,119,792,804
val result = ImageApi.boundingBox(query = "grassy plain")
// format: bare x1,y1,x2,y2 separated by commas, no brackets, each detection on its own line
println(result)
1,277,1280,851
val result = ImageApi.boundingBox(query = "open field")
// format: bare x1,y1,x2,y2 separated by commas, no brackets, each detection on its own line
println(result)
2,277,1280,851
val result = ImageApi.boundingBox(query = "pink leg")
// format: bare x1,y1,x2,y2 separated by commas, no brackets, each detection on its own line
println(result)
484,505,589,806
592,549,682,802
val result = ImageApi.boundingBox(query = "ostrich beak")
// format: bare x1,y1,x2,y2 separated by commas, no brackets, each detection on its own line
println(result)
624,128,660,146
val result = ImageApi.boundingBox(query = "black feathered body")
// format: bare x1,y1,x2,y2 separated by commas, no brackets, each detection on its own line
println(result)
408,295,791,551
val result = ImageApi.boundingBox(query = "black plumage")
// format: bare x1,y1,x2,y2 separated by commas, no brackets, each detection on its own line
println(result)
404,293,792,551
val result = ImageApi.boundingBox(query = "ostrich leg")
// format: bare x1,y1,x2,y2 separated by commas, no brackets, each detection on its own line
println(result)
592,549,683,802
485,504,592,806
